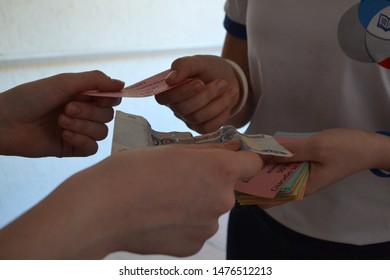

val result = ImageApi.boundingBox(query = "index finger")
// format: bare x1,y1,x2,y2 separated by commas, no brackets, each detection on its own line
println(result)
52,71,125,96
186,140,241,152
156,80,205,105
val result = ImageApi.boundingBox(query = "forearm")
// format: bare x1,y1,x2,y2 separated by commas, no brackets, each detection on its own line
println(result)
369,131,390,172
0,175,116,259
0,92,12,155
0,86,42,156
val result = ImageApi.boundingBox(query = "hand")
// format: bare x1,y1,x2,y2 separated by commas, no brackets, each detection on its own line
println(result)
266,128,390,197
156,55,240,134
0,142,263,259
0,71,123,157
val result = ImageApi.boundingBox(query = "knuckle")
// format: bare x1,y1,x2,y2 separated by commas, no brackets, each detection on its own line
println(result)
187,111,204,124
172,56,191,69
171,103,192,116
199,121,223,134
74,137,98,157
89,69,105,77
74,119,88,132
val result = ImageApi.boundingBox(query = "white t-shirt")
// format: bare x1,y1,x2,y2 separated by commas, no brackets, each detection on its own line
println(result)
225,0,390,245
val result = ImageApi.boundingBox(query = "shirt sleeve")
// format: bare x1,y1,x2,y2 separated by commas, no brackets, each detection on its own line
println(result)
223,0,248,40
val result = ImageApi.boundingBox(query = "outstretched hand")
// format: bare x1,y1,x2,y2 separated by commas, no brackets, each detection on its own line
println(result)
0,71,123,157
0,141,263,259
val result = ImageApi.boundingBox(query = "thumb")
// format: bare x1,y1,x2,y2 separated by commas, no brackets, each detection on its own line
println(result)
188,140,242,151
265,139,312,164
234,151,263,180
53,70,125,96
166,56,205,85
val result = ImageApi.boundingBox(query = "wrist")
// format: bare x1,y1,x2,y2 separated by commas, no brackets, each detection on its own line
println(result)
369,131,390,177
0,91,21,156
225,59,248,118
0,96,9,155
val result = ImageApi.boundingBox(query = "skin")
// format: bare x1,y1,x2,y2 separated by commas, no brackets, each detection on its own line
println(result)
0,71,263,259
0,70,123,157
265,128,390,195
0,142,262,259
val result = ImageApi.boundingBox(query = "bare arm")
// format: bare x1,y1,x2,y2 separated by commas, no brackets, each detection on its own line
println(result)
0,143,262,259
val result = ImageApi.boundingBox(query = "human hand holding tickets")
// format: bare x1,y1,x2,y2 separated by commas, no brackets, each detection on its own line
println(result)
0,142,263,259
267,128,390,197
0,71,123,157
156,55,241,134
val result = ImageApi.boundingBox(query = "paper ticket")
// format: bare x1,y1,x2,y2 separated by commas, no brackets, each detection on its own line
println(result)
192,126,293,157
83,69,191,98
112,111,293,157
235,162,303,199
235,135,310,205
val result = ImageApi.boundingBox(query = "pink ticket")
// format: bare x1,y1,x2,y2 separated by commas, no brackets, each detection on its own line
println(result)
83,69,191,98
235,161,302,198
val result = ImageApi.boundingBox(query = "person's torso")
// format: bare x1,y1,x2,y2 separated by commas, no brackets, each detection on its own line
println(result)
242,0,390,244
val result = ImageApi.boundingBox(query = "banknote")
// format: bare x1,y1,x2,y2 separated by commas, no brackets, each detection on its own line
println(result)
112,111,293,157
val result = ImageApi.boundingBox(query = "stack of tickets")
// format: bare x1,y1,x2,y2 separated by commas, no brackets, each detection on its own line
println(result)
235,133,311,205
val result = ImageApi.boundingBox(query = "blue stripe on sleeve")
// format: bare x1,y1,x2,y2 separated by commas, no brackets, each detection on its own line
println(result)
223,15,247,40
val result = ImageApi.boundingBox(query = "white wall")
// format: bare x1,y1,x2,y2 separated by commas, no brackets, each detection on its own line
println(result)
0,0,226,231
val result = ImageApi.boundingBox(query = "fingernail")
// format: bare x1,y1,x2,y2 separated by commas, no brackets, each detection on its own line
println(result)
66,103,80,116
165,70,178,81
60,115,74,126
216,80,228,90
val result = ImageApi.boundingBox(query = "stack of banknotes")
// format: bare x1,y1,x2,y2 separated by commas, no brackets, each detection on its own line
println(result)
112,111,310,205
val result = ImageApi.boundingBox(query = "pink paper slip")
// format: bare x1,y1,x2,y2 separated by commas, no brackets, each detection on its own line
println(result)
235,161,302,198
83,69,191,98
234,135,307,199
